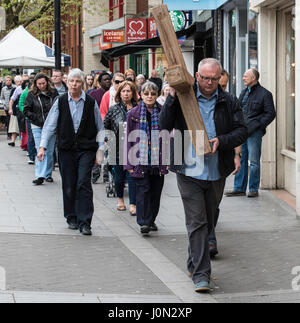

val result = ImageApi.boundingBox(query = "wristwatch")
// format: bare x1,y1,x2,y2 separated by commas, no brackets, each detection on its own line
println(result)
235,152,242,158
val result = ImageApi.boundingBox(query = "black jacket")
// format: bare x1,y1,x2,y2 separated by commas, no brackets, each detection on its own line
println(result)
104,101,136,164
239,82,276,136
159,84,248,178
24,89,59,128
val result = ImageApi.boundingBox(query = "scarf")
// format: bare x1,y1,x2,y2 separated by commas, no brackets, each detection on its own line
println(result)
139,101,160,166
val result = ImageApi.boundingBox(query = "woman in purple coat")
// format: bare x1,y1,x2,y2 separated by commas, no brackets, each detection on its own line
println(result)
125,82,168,235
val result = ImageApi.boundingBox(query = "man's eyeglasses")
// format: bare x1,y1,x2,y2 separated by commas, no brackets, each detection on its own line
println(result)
114,80,124,85
199,74,221,83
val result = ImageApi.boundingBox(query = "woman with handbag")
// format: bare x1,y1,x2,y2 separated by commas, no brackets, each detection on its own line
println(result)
24,73,59,185
104,80,138,215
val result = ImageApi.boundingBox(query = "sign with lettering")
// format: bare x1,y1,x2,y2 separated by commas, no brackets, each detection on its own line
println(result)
148,17,158,39
163,0,228,10
103,30,125,43
126,18,147,44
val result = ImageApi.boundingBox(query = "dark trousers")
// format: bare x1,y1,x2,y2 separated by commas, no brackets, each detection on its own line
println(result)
59,150,96,230
135,174,165,227
113,165,136,205
208,177,227,245
177,173,222,284
5,110,10,136
26,120,36,161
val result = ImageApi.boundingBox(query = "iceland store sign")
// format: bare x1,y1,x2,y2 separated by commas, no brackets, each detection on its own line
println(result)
163,0,228,10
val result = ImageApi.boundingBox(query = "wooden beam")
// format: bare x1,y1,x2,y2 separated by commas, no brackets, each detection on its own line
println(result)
152,4,211,155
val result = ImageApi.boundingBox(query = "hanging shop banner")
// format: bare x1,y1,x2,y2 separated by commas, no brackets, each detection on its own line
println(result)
126,18,147,44
148,17,158,39
163,0,228,10
103,30,125,43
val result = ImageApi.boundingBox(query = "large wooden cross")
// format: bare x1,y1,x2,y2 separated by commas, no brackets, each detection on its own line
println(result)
152,4,211,155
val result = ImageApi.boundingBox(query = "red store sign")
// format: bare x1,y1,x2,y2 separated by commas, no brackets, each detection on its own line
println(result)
103,30,125,43
148,17,158,39
126,18,147,44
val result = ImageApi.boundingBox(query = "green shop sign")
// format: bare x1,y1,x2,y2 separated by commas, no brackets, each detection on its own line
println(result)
169,11,186,32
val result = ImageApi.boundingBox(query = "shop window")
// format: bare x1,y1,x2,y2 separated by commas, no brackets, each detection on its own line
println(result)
109,0,124,21
228,9,236,96
249,10,258,69
286,9,295,151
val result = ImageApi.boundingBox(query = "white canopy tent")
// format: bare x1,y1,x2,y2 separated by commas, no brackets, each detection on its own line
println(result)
0,26,71,68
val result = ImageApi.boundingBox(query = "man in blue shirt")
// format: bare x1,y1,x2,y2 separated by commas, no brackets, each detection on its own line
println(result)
38,69,104,236
159,58,247,293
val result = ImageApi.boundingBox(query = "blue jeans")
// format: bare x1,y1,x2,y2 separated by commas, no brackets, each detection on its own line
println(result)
26,120,36,162
113,165,136,205
32,127,56,179
234,130,263,193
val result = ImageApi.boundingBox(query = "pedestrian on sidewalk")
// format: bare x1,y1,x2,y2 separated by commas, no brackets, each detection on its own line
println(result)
225,68,276,198
24,73,59,185
148,69,163,95
8,75,24,147
51,69,68,170
37,68,104,236
90,72,112,107
100,73,125,121
104,80,138,215
0,75,16,140
159,58,247,293
124,69,136,83
125,82,168,235
18,73,37,164
52,69,68,96
90,72,112,184
84,74,95,93
208,69,242,258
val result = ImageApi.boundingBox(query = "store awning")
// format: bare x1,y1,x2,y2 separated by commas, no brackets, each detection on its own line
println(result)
101,22,207,68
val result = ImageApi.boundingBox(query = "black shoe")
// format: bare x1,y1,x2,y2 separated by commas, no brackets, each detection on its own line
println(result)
225,190,246,197
81,226,92,236
247,191,259,198
140,225,150,234
68,222,78,230
32,178,44,185
45,177,54,183
209,243,219,258
149,223,158,232
8,142,15,147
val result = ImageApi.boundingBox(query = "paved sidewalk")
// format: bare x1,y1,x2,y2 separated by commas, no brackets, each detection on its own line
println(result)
1,135,300,303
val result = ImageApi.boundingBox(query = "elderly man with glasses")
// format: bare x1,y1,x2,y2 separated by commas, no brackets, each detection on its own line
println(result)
159,58,247,293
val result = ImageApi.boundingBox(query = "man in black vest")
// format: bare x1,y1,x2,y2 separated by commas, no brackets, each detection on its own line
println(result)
38,69,104,236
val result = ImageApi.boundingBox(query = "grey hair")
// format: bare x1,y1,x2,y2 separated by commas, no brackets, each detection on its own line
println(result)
198,58,223,73
14,75,22,83
67,68,85,83
136,74,146,81
141,81,159,94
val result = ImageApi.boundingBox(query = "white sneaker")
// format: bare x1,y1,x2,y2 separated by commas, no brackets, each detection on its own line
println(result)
28,160,34,165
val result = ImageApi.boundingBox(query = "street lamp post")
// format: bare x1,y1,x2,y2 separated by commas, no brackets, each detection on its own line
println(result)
54,0,61,70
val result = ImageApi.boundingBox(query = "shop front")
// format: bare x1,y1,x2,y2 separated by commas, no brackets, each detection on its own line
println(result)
251,0,299,213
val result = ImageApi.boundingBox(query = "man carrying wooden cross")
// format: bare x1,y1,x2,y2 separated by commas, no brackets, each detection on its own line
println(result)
159,58,247,293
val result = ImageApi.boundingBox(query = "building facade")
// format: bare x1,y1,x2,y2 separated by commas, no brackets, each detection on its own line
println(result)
249,0,299,213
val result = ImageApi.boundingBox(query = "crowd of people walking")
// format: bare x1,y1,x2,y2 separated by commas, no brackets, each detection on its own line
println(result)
0,59,276,293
